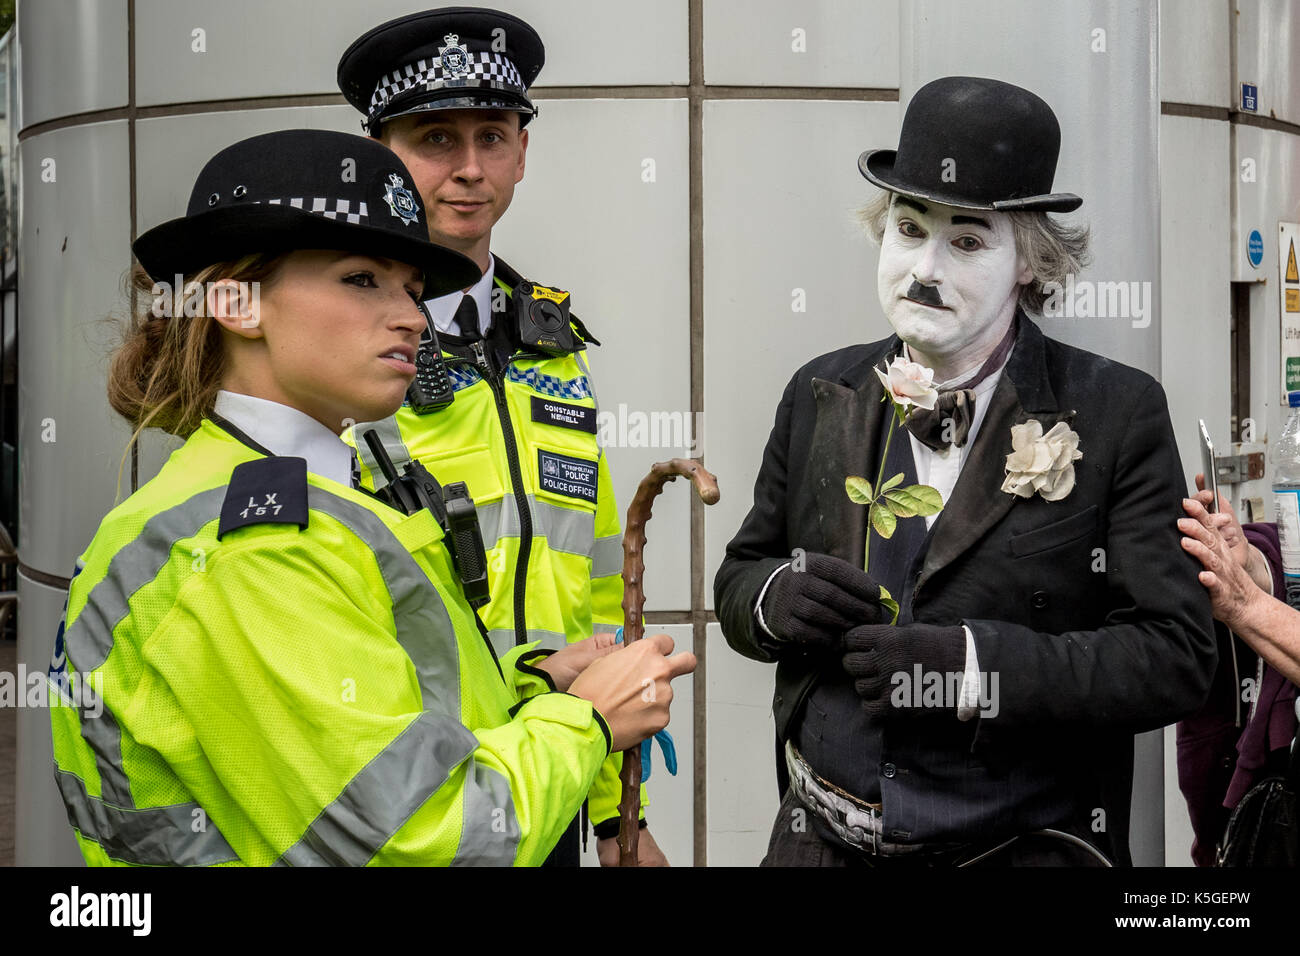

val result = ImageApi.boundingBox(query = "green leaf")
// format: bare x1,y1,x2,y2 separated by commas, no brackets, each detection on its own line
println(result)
883,483,945,519
879,472,905,494
869,502,897,539
877,584,900,626
845,475,874,505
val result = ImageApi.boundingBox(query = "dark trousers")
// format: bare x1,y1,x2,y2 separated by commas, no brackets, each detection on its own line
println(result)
761,789,1110,867
541,812,582,867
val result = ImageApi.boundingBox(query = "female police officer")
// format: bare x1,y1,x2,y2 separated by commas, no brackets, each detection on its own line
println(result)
47,129,693,866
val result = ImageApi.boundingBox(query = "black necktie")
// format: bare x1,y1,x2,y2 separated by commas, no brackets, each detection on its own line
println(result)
453,294,480,339
349,449,362,490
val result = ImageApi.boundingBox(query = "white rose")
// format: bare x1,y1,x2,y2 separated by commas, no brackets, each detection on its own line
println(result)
1001,420,1082,501
873,356,939,411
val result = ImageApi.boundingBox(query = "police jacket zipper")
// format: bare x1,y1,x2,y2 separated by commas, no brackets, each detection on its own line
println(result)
467,341,533,648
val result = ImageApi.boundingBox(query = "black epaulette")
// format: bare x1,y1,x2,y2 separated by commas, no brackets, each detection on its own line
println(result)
217,457,311,540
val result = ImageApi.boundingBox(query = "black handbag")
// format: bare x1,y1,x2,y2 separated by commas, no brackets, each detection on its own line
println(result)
1215,732,1300,867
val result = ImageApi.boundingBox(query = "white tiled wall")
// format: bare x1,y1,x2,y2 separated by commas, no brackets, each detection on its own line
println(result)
18,122,134,578
705,622,778,866
18,0,128,127
133,0,688,108
703,0,899,87
702,98,900,609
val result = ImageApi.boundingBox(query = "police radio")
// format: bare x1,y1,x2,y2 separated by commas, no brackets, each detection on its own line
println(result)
361,430,490,609
514,280,578,356
406,323,455,414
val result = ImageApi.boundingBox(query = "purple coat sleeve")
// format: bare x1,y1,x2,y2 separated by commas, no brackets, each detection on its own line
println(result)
1176,522,1299,865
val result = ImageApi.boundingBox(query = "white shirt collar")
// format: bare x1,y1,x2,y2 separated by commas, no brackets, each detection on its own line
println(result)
212,390,355,488
424,253,495,337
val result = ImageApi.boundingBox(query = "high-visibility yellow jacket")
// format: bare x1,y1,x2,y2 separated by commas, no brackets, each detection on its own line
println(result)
48,418,612,866
344,257,638,827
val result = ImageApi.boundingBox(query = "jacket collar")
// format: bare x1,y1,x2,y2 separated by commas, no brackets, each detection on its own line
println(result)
810,312,1069,584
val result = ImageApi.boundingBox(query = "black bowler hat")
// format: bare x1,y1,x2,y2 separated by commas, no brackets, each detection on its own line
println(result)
338,7,545,135
132,129,480,298
859,76,1082,213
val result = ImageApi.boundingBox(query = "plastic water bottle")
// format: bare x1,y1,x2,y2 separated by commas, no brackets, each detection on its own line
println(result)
1273,391,1300,608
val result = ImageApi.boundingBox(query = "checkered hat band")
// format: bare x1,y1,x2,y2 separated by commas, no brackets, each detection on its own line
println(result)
259,197,370,225
369,51,525,116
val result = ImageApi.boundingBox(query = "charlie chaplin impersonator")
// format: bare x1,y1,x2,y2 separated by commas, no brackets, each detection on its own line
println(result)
714,76,1216,866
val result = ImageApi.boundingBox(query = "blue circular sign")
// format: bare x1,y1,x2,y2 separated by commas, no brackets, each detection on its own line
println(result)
1248,229,1264,268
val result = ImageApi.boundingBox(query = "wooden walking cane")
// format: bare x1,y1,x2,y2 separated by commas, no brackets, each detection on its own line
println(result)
617,458,719,866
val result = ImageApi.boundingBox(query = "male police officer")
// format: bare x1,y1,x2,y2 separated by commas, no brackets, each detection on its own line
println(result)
338,7,664,866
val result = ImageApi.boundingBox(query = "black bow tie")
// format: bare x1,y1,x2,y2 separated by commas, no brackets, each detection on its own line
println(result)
904,389,976,451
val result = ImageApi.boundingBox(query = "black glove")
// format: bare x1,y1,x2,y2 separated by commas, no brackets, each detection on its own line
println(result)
841,622,966,719
760,552,884,648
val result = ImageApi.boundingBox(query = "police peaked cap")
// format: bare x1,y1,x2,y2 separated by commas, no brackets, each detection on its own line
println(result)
859,76,1082,213
132,129,480,299
338,7,545,134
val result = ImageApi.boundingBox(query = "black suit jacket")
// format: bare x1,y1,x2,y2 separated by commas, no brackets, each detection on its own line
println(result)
713,316,1217,864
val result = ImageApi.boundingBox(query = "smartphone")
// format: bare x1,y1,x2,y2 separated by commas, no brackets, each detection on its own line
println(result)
1198,419,1219,514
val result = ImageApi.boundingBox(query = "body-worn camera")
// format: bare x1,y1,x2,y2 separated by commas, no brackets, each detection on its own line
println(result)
514,280,578,356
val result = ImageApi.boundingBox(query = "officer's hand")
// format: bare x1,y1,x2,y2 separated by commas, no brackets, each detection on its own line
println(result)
841,622,966,719
597,828,669,867
534,632,620,692
762,553,884,648
568,633,696,753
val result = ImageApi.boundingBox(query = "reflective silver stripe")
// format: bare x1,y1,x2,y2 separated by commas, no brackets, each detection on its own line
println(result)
66,487,227,673
63,474,472,865
476,495,597,560
488,627,568,654
574,350,601,413
307,486,461,716
79,705,134,809
54,767,239,866
452,757,520,866
277,711,480,866
352,416,413,492
591,533,623,578
64,486,228,809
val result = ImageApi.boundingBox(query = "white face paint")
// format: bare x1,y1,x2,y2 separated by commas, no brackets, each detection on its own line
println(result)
876,195,1031,380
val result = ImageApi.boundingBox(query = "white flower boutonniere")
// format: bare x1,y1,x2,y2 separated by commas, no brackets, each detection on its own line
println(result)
1001,420,1082,501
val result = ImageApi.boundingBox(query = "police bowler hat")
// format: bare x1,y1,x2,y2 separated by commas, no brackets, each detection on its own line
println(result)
338,6,545,134
132,129,479,298
858,76,1082,213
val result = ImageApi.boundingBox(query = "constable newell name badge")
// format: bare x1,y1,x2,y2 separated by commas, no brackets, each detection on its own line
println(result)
531,395,597,434
537,449,598,504
218,457,311,539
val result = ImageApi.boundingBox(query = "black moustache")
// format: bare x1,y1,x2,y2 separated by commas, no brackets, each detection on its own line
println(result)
904,280,945,308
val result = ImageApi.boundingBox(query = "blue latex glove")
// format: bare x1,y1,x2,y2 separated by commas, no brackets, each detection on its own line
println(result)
640,729,677,782
612,629,678,782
